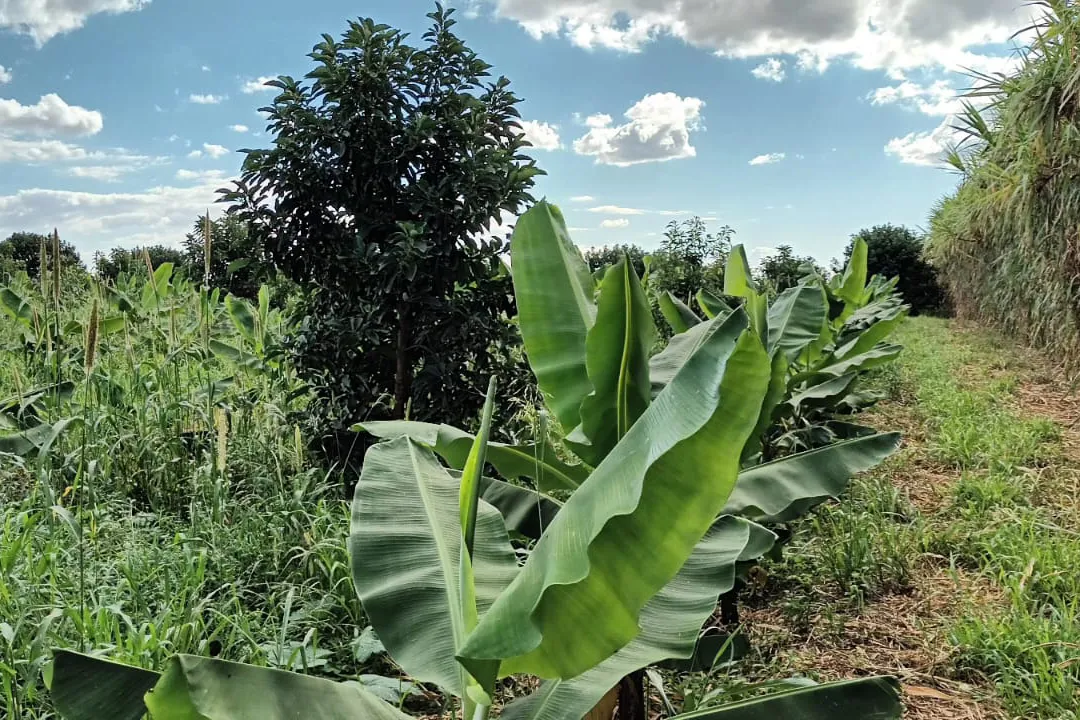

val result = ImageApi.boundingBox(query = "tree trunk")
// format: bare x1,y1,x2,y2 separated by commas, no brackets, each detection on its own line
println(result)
616,670,646,720
392,302,412,419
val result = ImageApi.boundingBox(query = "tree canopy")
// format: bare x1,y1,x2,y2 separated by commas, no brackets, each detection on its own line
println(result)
847,224,948,316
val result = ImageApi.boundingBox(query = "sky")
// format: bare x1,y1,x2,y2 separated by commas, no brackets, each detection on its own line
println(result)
0,0,1037,266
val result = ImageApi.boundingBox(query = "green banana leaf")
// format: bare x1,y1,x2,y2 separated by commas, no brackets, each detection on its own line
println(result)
356,420,589,492
836,237,868,306
833,303,908,360
510,201,597,435
767,284,827,361
724,246,757,299
647,318,714,399
478,477,562,540
50,651,160,720
146,655,410,720
787,373,859,413
658,291,702,333
457,310,770,688
723,433,902,524
225,295,257,344
742,352,789,464
50,652,412,720
811,344,903,379
500,517,777,720
348,437,519,699
696,289,733,319
669,677,902,719
573,257,656,464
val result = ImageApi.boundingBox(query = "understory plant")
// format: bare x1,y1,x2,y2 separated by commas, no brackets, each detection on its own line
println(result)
46,203,903,719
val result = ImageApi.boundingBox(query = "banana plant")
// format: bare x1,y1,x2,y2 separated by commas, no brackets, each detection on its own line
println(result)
354,201,901,718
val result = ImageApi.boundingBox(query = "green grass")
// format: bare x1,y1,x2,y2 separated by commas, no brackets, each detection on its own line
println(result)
765,317,1080,719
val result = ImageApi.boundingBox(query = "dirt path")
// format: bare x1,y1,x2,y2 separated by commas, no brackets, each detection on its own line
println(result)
742,318,1080,719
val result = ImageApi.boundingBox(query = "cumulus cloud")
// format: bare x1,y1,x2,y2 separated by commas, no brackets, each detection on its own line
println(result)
64,165,135,182
483,0,1034,77
573,92,704,166
751,58,785,82
241,76,278,94
749,152,785,165
176,168,227,182
229,124,249,133
587,205,644,215
0,94,103,136
600,218,630,229
519,120,561,150
0,136,90,163
0,0,149,44
189,93,226,105
869,80,963,116
0,177,232,258
187,150,202,159
0,66,11,84
202,143,228,158
884,116,961,167
570,195,595,203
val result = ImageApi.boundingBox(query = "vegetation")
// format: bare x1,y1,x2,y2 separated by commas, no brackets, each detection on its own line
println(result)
847,226,946,316
1,231,83,280
93,245,187,282
758,245,820,297
927,0,1080,358
224,6,541,464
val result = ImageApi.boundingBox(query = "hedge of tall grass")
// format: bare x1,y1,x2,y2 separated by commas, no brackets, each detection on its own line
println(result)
927,0,1080,366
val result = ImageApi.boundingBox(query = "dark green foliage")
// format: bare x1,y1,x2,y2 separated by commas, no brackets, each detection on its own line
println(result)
1,231,84,279
759,245,821,296
223,6,541,459
93,245,188,282
583,244,648,278
182,215,273,301
651,217,731,303
846,225,947,316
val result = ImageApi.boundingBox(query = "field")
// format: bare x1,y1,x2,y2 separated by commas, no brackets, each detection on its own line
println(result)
1,210,1078,720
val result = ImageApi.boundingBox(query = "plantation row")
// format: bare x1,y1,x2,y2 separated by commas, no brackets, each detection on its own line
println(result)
0,199,913,718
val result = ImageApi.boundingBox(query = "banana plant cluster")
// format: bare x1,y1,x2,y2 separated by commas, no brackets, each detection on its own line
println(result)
46,202,903,719
657,237,909,459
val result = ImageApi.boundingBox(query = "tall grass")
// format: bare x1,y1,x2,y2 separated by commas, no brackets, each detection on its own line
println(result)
927,0,1080,366
0,261,377,718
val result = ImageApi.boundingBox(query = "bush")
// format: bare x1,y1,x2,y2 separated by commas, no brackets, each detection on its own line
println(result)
94,245,188,282
846,225,948,316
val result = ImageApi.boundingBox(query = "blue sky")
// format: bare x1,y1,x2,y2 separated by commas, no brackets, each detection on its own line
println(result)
0,0,1033,265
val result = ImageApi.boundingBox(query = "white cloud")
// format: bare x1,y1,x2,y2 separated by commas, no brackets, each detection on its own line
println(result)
483,0,1035,78
201,65,211,72
241,76,278,94
751,58,785,82
176,168,227,182
0,136,89,163
884,116,961,167
0,178,231,258
570,195,595,203
167,134,180,142
229,124,249,133
748,246,779,268
64,165,133,182
573,92,704,166
749,152,785,166
585,113,612,128
869,80,963,116
0,94,103,136
519,120,561,150
188,150,202,159
0,0,149,44
600,218,630,229
0,66,11,84
202,143,228,158
588,205,644,215
189,94,226,105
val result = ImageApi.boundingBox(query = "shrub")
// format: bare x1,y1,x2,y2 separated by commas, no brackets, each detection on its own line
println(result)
846,225,947,316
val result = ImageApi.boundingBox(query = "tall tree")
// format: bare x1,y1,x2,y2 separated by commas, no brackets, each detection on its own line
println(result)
651,216,732,302
182,215,271,300
1,231,83,279
224,5,541,455
94,245,188,282
846,224,948,315
759,244,822,295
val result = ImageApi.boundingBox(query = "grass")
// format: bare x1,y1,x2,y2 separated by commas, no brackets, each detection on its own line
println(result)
743,317,1080,719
